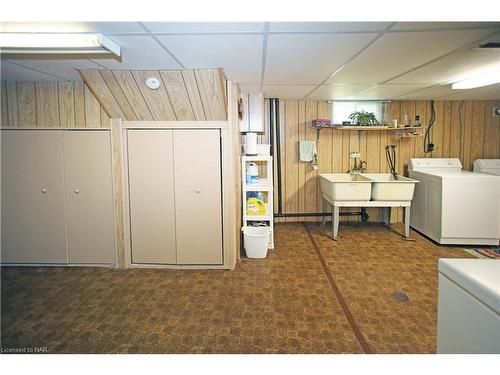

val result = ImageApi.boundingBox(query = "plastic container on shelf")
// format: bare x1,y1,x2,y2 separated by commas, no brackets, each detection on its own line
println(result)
242,226,270,258
246,162,259,184
256,144,270,155
244,132,258,155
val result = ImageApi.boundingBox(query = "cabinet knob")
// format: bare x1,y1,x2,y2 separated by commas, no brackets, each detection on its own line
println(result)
41,188,47,194
74,189,80,194
195,189,201,194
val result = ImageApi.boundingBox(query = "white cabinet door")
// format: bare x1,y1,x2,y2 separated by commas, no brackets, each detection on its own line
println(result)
1,130,68,264
63,131,115,264
127,130,177,264
174,130,223,264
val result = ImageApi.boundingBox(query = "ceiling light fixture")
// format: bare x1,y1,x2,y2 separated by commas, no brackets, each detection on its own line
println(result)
0,33,121,57
451,69,500,90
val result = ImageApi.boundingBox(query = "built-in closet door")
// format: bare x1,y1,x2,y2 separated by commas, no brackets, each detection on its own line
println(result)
63,131,115,264
174,129,222,264
127,130,177,264
1,130,68,263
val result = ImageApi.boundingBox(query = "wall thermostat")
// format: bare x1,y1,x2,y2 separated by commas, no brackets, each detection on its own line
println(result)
145,77,160,90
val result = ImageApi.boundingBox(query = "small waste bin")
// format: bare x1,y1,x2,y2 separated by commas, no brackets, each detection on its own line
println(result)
242,226,270,258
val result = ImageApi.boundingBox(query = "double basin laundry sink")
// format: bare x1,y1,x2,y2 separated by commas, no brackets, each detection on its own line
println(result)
319,173,418,202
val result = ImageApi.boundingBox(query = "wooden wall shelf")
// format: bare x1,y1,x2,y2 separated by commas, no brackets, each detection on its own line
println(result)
324,125,428,131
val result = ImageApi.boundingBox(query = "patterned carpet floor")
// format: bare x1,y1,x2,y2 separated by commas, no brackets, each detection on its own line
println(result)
1,222,473,354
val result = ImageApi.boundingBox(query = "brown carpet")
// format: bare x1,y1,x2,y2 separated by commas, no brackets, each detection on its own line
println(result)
1,222,472,354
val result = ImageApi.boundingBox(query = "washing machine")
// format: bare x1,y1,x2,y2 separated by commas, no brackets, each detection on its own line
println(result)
437,259,500,354
409,158,500,246
474,159,500,176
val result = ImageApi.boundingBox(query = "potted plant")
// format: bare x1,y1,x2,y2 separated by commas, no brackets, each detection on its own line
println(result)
348,110,380,126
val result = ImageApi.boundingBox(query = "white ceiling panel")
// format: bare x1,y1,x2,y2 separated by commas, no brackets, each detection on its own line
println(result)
391,22,500,31
6,58,101,81
350,84,431,100
1,61,58,81
264,33,376,84
92,35,182,70
306,84,374,100
439,83,500,100
393,85,456,100
0,22,145,34
157,34,263,83
328,29,498,84
239,84,262,93
268,22,391,33
143,22,265,33
263,85,317,99
389,48,500,84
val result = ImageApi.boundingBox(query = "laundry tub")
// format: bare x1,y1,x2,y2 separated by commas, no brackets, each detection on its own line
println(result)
364,173,418,201
242,226,270,259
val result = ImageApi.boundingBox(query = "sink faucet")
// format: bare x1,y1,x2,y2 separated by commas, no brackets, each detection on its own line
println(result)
359,160,367,173
348,154,367,174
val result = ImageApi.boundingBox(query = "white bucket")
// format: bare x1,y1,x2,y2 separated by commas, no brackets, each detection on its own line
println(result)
242,226,270,259
244,132,258,155
256,144,270,155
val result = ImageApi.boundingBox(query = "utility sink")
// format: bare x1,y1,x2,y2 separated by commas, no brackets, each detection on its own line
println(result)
364,174,418,201
320,174,372,201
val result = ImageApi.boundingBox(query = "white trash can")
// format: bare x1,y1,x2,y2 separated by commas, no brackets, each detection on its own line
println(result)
242,226,270,258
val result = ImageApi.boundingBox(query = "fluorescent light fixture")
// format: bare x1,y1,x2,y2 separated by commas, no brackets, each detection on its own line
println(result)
451,69,500,89
0,33,120,57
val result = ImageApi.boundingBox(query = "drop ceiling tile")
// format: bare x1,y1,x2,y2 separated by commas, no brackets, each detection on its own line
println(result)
389,48,500,85
269,22,391,33
263,85,317,99
264,33,376,85
239,84,262,93
143,22,265,33
306,84,374,100
0,22,145,34
439,83,500,100
91,35,182,70
1,61,59,81
393,85,455,100
350,84,431,100
328,29,497,85
6,58,101,81
157,34,263,84
391,22,500,31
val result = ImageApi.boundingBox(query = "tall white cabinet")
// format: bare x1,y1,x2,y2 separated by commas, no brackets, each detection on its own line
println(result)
2,131,68,263
1,129,115,265
63,131,115,264
126,129,223,265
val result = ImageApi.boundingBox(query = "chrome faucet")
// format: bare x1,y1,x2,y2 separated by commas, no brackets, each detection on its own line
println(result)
348,152,367,174
359,160,367,173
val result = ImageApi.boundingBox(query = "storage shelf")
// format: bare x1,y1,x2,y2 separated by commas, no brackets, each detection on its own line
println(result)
317,125,428,131
244,178,273,191
242,155,274,249
244,215,273,221
242,155,272,162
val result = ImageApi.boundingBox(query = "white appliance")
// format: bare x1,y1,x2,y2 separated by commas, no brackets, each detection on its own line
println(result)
437,259,500,354
409,158,500,245
474,159,500,176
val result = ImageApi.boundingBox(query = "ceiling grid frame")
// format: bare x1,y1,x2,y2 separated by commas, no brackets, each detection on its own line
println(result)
1,22,499,100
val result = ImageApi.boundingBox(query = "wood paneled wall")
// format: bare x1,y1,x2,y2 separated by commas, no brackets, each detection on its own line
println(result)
265,99,500,223
80,69,227,121
1,81,110,128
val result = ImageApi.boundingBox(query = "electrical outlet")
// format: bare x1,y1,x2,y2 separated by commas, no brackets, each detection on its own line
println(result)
426,143,435,153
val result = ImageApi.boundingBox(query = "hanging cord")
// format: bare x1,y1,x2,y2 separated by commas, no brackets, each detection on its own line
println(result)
458,100,465,162
423,100,436,153
385,145,398,179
